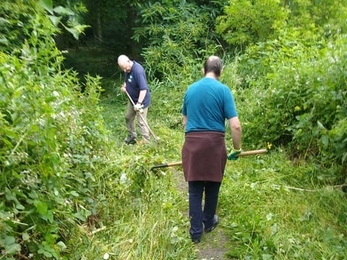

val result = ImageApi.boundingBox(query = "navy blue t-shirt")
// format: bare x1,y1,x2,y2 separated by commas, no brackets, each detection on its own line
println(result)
124,61,151,108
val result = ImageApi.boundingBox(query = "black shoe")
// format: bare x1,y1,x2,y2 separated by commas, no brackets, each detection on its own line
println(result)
205,214,219,233
124,135,136,144
192,238,200,244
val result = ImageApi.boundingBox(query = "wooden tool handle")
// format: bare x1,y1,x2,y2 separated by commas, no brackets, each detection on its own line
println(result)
150,149,268,170
239,149,268,156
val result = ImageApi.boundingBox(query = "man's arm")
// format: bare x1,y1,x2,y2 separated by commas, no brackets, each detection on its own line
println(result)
137,89,147,104
182,115,187,131
228,117,242,149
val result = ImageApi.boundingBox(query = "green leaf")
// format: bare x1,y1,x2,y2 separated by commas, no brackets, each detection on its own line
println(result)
0,17,10,25
5,236,15,244
15,202,25,210
57,241,67,250
48,15,62,27
73,209,91,221
34,200,48,215
38,248,53,257
46,210,54,223
70,191,79,197
53,6,75,16
321,135,329,147
4,236,21,254
317,120,326,130
38,0,53,15
22,233,30,241
0,36,8,45
64,26,80,40
28,191,38,199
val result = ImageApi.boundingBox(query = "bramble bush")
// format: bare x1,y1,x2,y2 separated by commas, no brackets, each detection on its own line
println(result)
233,31,347,182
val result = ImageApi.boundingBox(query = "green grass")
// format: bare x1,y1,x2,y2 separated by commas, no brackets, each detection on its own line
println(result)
63,82,195,259
220,153,347,259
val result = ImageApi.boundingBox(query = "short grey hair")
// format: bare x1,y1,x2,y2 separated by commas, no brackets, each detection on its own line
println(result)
203,56,223,77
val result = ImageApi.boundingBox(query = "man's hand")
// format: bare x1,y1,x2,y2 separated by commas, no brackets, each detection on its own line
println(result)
134,103,144,113
228,149,242,160
121,83,126,92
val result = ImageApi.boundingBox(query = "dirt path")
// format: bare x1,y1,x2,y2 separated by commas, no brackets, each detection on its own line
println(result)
172,170,230,260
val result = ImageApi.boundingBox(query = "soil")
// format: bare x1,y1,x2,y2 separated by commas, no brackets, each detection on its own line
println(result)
172,169,230,260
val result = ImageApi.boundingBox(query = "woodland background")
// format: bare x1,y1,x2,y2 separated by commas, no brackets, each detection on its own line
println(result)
1,0,346,259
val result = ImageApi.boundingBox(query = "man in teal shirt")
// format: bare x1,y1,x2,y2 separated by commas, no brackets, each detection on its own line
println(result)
181,55,242,243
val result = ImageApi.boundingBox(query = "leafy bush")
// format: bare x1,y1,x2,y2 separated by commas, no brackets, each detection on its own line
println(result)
133,0,225,81
215,0,347,51
216,0,288,50
232,32,347,181
286,0,347,35
0,1,111,258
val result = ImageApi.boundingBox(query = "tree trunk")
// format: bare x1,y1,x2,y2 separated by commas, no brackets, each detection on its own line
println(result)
126,7,138,59
86,0,103,41
95,9,102,41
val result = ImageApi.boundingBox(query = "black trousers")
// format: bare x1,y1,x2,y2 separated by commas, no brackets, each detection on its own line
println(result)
188,181,221,240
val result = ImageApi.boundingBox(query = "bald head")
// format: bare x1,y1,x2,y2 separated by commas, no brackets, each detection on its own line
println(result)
203,55,223,78
118,55,129,65
117,55,133,73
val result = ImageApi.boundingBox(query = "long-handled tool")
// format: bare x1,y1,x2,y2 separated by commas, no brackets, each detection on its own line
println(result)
125,90,160,141
150,149,268,170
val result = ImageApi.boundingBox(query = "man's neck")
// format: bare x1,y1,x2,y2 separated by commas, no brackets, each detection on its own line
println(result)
205,72,219,80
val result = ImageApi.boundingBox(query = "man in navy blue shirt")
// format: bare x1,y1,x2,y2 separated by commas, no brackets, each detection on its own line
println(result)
118,55,151,144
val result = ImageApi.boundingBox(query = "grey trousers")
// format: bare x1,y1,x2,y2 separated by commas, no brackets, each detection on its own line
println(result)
125,101,150,141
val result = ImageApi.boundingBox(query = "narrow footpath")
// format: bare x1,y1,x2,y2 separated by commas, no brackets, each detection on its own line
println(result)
172,169,230,260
